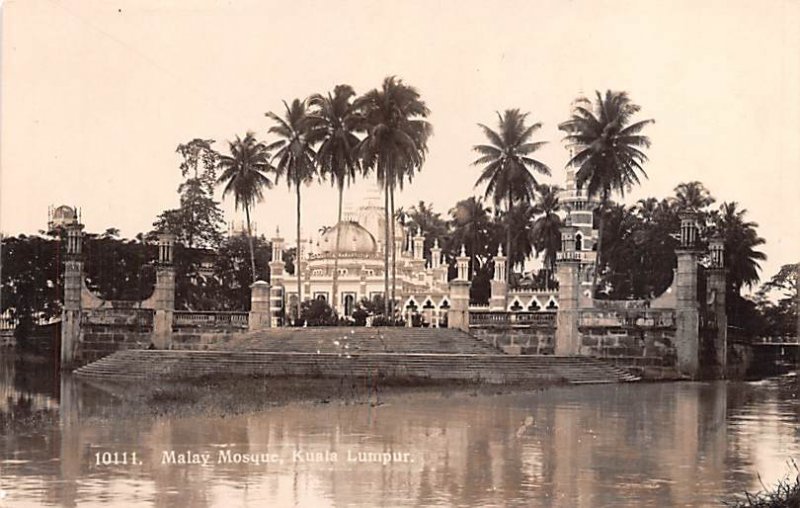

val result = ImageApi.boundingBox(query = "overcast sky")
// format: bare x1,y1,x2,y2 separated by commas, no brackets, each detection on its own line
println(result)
1,0,798,283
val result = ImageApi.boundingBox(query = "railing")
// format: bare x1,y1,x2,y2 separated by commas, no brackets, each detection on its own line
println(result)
756,336,799,345
173,311,249,331
82,308,154,329
579,309,676,329
469,311,556,328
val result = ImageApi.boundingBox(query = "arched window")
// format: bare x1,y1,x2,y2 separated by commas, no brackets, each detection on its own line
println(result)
575,233,583,251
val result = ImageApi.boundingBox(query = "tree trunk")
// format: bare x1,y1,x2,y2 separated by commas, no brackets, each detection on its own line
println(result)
383,174,390,317
296,184,303,323
506,190,512,303
332,183,343,313
390,183,397,321
591,193,608,299
245,204,257,284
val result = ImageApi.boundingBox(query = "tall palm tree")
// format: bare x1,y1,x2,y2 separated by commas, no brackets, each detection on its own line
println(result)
216,132,273,283
473,109,551,291
561,90,654,296
266,99,318,322
531,184,562,289
308,85,362,313
356,76,432,317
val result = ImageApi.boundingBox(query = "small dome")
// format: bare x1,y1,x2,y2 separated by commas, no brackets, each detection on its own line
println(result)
53,205,76,220
320,221,377,254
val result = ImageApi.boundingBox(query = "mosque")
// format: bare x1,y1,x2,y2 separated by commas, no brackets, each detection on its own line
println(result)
267,186,451,326
267,171,601,326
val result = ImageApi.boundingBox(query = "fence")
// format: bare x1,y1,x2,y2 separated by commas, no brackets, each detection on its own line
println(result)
469,311,556,328
82,308,155,330
173,311,249,331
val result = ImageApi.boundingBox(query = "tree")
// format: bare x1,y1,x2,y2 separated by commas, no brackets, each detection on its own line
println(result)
473,109,551,292
216,132,273,284
449,196,492,278
715,202,767,295
266,99,318,322
309,85,362,312
153,139,225,249
406,200,449,261
561,90,654,297
531,184,562,289
756,263,799,337
356,76,432,317
673,181,715,211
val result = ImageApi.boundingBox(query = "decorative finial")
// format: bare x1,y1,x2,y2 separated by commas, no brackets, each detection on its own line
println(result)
498,244,504,257
433,238,439,249
460,244,466,257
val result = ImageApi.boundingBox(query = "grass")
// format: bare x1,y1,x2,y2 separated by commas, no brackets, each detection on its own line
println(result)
724,461,800,508
80,374,560,420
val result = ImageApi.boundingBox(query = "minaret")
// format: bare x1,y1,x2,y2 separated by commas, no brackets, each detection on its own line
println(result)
269,227,286,327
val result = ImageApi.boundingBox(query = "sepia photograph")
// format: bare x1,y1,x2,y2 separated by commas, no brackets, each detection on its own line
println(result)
1,0,799,506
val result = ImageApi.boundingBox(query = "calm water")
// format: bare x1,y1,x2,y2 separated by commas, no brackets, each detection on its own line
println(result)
1,355,799,508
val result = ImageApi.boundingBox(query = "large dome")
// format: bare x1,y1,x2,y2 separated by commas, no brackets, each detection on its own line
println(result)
319,221,377,254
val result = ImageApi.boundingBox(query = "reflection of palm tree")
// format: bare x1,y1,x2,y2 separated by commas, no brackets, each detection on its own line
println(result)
266,99,318,321
531,185,562,289
561,91,653,296
474,109,550,290
216,132,273,283
356,77,431,317
309,85,362,312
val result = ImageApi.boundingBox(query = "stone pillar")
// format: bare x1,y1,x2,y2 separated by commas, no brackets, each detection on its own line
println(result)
555,222,580,355
152,233,175,349
249,280,271,331
707,234,727,377
61,223,84,368
413,229,425,261
490,245,508,311
430,239,441,269
448,247,471,332
675,212,700,378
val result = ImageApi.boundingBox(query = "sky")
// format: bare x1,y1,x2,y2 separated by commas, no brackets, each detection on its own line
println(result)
1,0,799,284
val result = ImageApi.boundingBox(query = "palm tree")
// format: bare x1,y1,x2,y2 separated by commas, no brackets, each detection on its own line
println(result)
531,184,562,289
673,181,715,211
561,90,654,296
216,132,273,283
266,99,318,322
308,85,362,313
449,196,491,278
473,109,551,290
715,202,767,294
356,77,432,317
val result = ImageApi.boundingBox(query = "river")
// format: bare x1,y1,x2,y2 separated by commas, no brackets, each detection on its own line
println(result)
1,354,798,507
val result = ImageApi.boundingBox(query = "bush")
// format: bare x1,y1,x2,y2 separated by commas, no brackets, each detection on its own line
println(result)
724,461,800,507
298,299,338,327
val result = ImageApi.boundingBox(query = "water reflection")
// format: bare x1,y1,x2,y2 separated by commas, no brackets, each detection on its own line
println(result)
1,354,799,507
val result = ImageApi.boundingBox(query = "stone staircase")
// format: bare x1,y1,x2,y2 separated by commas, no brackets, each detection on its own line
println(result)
215,327,503,355
74,349,640,385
